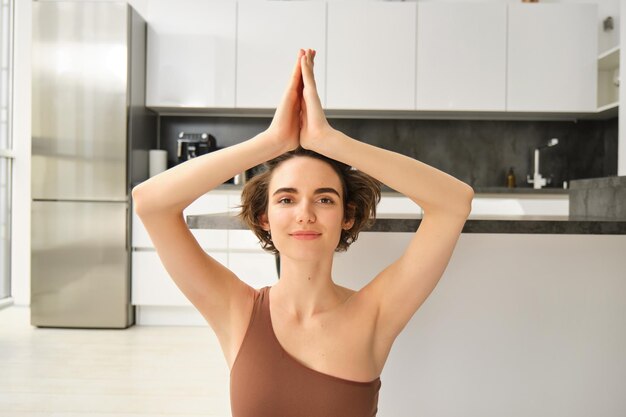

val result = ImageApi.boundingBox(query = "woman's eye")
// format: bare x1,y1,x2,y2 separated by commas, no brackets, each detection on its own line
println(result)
278,197,292,204
319,197,334,204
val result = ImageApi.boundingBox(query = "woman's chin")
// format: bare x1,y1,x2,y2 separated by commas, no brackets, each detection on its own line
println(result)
277,246,334,262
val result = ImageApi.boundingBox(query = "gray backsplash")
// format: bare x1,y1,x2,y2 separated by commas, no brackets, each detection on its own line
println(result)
159,116,617,189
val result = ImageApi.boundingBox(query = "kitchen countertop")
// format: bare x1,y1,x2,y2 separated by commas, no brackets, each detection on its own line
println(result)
186,212,626,235
211,183,569,195
469,186,569,195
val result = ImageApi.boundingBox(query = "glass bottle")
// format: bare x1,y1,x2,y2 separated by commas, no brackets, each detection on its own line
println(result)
506,167,516,188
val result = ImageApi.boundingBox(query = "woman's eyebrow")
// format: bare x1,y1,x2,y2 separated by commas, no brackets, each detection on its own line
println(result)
272,187,340,197
315,187,340,197
272,187,297,196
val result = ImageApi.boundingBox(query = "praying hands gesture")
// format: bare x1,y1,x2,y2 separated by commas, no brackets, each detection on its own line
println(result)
266,48,333,154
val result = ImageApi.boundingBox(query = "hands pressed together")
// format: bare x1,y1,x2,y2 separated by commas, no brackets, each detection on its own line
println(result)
267,49,333,153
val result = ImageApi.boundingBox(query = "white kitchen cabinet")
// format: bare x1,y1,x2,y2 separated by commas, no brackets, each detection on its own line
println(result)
470,195,569,216
229,252,278,289
132,250,228,306
131,191,232,308
507,3,597,112
236,1,326,108
378,195,422,216
416,3,506,111
326,2,417,110
145,0,236,108
229,229,264,250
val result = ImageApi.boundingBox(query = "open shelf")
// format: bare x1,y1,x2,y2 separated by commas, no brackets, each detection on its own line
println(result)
597,101,618,112
598,46,620,113
598,46,620,70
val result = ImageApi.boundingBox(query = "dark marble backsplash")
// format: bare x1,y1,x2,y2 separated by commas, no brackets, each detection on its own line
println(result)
159,116,618,189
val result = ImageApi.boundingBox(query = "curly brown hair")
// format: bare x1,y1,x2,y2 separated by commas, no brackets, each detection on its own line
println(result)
237,147,381,254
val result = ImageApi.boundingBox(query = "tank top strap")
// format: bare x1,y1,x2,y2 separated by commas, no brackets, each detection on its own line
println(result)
254,286,272,327
232,285,272,364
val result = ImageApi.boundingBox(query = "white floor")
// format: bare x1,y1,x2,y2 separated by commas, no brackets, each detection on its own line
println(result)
0,305,232,417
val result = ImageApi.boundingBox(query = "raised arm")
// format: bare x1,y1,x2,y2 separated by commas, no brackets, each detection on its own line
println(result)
299,49,474,363
131,50,305,367
133,50,304,216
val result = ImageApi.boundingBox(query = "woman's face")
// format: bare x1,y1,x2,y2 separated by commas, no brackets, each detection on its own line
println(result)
261,156,354,260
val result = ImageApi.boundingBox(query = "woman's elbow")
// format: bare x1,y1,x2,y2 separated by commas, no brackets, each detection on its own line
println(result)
131,184,149,216
455,184,474,217
463,185,474,215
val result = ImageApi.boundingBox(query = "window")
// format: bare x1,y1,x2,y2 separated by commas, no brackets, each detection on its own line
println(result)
0,0,13,301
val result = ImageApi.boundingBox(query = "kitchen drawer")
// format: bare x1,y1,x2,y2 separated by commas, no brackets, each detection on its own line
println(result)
228,229,263,250
229,252,277,289
378,195,422,215
186,193,230,215
227,192,243,212
470,196,569,216
132,250,228,306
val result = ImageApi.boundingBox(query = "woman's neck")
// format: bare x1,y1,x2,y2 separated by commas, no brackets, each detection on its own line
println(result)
272,256,343,320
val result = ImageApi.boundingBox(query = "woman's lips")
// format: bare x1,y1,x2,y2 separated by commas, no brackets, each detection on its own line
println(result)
290,231,321,240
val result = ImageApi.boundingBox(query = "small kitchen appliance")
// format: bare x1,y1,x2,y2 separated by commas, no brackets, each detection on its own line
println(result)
177,132,217,163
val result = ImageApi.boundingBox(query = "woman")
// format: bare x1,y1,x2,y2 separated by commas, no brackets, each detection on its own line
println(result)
132,49,474,416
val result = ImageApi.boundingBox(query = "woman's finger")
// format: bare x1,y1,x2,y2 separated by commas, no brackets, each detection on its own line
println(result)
301,50,323,109
301,51,317,90
290,49,305,87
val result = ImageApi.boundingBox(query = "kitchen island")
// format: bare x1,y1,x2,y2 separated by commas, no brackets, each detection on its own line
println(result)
186,211,626,417
187,211,626,235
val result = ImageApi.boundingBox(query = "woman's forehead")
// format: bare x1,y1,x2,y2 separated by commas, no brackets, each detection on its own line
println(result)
269,156,342,192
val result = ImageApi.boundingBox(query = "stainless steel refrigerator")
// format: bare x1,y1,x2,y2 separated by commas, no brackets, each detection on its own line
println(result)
31,1,155,328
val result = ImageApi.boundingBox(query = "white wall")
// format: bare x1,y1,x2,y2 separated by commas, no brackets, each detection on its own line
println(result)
11,0,31,306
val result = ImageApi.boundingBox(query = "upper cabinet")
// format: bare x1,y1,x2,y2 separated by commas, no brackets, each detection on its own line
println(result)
144,1,601,115
507,3,597,112
416,3,507,111
236,1,326,108
145,0,236,108
326,2,417,110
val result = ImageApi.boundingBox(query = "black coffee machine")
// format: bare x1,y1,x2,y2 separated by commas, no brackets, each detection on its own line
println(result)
177,132,217,163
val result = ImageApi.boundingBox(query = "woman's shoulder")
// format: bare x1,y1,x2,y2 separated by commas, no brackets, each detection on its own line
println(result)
336,284,357,302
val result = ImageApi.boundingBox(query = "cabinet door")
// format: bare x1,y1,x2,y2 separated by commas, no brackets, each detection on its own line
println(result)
507,3,597,112
377,195,423,216
416,3,506,111
132,250,228,306
236,1,326,108
327,2,417,110
229,252,278,289
145,0,236,108
470,196,569,216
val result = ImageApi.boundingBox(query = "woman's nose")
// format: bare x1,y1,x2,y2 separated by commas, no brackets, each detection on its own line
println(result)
296,202,316,224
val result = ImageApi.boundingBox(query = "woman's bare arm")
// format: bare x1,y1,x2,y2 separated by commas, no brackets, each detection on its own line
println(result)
131,50,305,365
299,49,473,363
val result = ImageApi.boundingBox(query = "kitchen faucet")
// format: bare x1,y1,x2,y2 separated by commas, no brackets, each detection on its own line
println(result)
527,138,559,189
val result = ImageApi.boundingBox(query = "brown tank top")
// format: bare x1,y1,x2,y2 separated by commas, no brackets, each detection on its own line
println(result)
230,286,381,417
